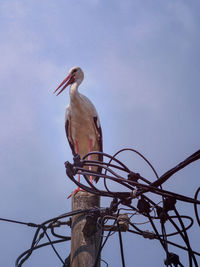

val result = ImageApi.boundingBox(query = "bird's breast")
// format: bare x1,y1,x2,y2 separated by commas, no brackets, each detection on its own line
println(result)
69,104,97,147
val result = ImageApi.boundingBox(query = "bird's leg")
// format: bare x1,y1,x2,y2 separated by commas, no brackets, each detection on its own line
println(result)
89,139,93,184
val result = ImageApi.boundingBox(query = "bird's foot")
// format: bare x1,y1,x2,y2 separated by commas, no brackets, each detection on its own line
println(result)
67,187,84,199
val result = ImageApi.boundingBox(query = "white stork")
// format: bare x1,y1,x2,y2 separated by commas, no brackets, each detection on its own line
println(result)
54,66,103,192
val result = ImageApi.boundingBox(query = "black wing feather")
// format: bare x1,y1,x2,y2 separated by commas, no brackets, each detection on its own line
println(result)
65,119,76,156
93,116,103,182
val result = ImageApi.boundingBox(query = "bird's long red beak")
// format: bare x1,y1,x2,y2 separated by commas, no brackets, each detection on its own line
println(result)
54,74,75,96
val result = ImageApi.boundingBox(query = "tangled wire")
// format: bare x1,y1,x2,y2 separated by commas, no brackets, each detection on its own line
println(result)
65,148,200,267
1,148,200,267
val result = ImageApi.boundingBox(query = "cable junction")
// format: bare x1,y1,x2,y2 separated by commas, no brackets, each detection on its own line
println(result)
0,148,199,266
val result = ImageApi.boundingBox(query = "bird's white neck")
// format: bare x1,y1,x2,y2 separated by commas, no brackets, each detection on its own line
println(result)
69,82,80,100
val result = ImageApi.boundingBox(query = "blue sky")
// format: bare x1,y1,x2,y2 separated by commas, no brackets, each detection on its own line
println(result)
0,0,200,266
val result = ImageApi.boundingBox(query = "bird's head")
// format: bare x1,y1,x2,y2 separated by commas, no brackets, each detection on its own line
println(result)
54,66,84,96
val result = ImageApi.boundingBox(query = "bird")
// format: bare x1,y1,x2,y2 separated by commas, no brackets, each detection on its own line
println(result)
54,66,103,194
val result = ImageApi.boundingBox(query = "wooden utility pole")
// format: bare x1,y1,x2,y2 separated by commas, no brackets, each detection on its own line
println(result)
70,191,101,267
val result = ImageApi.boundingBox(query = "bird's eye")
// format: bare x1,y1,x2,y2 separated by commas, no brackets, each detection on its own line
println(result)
72,69,77,74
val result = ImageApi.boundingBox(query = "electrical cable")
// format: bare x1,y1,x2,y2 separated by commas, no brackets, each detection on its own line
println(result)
1,148,199,266
117,223,126,267
194,186,200,226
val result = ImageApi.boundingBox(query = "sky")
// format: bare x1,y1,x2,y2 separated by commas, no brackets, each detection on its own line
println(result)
0,0,200,266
